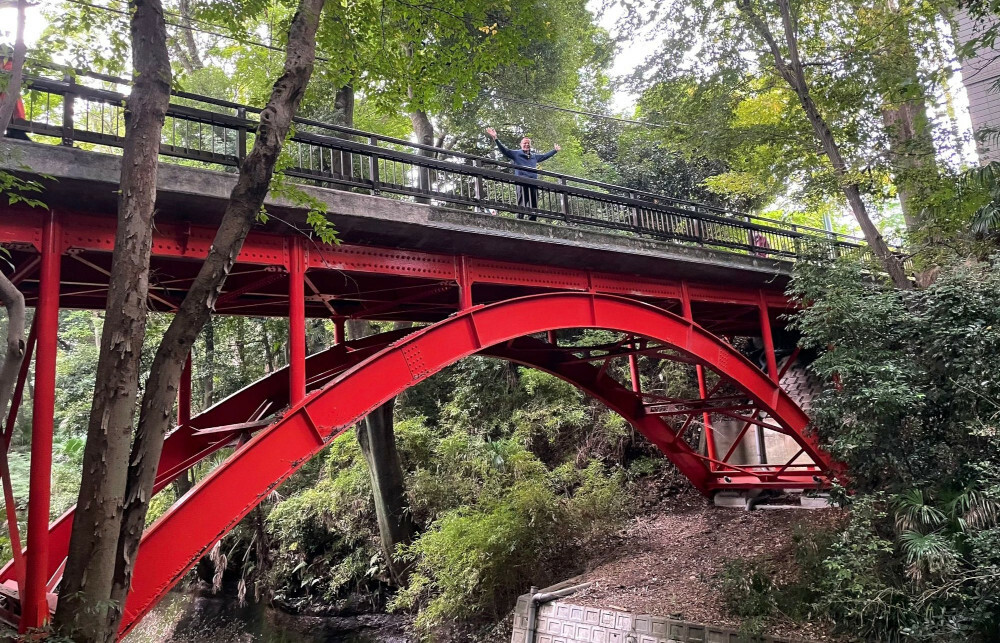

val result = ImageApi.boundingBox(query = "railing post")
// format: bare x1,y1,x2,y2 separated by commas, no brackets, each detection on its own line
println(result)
559,177,570,220
628,191,640,229
472,159,485,205
61,72,74,147
368,137,380,194
236,107,247,162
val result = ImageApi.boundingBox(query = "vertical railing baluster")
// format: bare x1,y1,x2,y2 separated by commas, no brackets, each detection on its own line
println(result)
368,137,380,194
559,177,570,220
473,160,485,208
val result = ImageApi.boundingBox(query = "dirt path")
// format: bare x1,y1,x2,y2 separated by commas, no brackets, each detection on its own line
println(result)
569,491,843,641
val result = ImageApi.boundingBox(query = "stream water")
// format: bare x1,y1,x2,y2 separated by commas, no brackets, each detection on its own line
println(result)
125,591,414,643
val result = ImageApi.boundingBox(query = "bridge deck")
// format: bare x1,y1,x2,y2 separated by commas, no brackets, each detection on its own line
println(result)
2,140,795,334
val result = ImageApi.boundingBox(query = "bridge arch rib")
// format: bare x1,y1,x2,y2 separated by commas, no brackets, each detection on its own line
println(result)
118,292,833,637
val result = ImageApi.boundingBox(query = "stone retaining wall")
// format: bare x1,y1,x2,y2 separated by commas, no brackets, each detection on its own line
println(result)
511,596,801,643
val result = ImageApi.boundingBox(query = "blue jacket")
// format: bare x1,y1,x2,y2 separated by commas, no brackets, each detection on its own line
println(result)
494,139,558,179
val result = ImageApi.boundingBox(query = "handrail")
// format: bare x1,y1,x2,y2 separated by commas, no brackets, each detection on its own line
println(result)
5,62,884,261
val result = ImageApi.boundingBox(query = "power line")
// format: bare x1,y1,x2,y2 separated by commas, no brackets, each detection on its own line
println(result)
50,0,688,131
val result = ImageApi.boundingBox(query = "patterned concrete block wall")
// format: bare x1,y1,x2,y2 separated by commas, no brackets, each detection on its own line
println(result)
511,597,801,643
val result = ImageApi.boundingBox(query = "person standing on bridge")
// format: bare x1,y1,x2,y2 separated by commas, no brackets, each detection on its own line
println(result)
486,127,560,220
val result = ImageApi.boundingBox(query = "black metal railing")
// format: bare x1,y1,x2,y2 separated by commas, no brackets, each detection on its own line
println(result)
5,63,886,262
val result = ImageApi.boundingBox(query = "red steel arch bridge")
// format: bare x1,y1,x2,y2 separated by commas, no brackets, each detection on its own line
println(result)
0,65,869,637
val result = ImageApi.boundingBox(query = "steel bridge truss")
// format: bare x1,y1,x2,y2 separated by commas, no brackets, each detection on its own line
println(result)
0,206,837,635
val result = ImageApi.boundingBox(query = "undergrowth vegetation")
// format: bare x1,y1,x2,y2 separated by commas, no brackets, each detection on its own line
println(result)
716,254,1000,642
202,337,683,638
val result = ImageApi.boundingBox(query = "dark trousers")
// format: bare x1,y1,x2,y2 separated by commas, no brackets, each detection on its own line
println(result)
515,183,538,221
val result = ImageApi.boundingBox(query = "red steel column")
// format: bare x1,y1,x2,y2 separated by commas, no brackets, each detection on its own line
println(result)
680,282,718,465
628,345,641,394
457,256,472,310
333,318,346,345
756,290,779,465
289,239,306,404
23,212,61,630
178,355,192,425
758,291,779,382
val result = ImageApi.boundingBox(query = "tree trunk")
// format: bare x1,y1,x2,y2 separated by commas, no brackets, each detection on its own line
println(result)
108,0,326,629
202,316,215,409
349,320,415,585
55,1,172,639
882,99,937,232
738,0,912,290
0,0,29,420
175,0,204,73
262,320,275,373
356,400,416,585
0,274,25,426
0,0,26,135
328,84,354,177
333,84,354,127
409,109,435,203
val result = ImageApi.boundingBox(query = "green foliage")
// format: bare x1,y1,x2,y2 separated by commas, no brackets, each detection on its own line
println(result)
789,254,1000,492
0,169,47,209
786,253,1000,641
630,0,973,239
718,559,776,636
393,452,626,632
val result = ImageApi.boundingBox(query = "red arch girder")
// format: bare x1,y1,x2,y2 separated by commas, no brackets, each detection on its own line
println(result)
0,328,416,591
481,338,829,487
116,292,832,638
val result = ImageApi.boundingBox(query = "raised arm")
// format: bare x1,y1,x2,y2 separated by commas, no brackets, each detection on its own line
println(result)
486,127,518,160
536,143,561,162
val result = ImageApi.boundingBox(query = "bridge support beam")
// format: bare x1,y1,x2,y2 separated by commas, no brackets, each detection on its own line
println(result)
757,290,778,465
288,239,306,404
681,282,717,467
23,212,61,631
333,317,346,345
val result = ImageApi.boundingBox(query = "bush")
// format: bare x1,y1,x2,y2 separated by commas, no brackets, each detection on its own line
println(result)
787,255,1000,641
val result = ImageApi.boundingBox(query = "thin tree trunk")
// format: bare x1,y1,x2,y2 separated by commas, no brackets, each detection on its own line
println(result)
328,84,354,177
0,1,30,418
0,275,25,425
56,1,172,639
202,317,215,408
875,2,938,234
262,319,275,373
333,84,354,127
176,0,204,72
356,399,415,585
109,0,326,629
738,0,912,290
409,109,435,202
349,320,415,585
0,0,26,135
